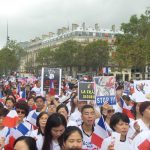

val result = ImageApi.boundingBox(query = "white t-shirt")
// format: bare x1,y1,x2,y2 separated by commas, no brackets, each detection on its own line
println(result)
67,119,78,127
51,140,61,150
30,129,44,150
69,109,82,126
79,125,99,150
31,87,41,96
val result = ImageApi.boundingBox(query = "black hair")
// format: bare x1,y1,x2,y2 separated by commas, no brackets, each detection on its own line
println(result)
34,96,45,102
81,104,94,114
110,112,130,131
5,98,16,105
139,101,150,116
0,108,9,117
122,95,130,101
15,101,29,117
0,102,4,109
56,104,69,114
63,126,83,143
42,113,67,150
36,112,49,135
14,136,37,150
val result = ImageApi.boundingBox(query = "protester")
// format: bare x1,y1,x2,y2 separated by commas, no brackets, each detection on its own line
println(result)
69,97,87,126
5,101,33,149
30,112,49,150
100,103,115,134
27,96,36,111
0,108,9,138
42,113,67,150
14,136,37,150
101,112,131,150
5,98,15,111
79,104,97,149
56,104,78,126
62,126,83,150
27,96,46,127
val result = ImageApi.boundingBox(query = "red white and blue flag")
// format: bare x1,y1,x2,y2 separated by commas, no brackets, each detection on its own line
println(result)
120,97,135,120
91,116,109,148
49,79,55,96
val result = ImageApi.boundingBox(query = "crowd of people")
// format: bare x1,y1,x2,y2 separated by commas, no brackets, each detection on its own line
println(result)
0,76,149,150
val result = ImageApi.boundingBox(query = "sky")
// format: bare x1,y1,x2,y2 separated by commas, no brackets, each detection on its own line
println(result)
0,0,150,48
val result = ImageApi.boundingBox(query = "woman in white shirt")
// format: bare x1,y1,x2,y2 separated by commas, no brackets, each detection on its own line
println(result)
42,113,67,150
101,112,132,150
30,112,49,150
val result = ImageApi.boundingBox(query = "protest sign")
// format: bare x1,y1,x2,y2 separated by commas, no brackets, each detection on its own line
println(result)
132,80,150,102
78,82,95,101
93,76,116,105
41,67,62,96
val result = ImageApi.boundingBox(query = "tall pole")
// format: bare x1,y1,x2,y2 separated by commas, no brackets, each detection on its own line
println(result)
6,20,9,46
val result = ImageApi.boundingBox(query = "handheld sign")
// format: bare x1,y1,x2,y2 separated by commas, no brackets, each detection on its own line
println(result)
41,67,62,96
78,82,95,101
93,76,116,106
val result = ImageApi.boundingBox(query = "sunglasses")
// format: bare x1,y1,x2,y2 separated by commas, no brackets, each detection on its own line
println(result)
16,110,25,114
107,109,115,113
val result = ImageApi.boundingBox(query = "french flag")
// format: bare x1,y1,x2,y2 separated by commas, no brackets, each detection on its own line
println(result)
2,110,19,128
49,79,55,96
120,97,135,120
91,116,109,148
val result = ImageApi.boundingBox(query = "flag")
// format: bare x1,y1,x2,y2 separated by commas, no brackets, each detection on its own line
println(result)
100,67,110,75
17,82,21,94
21,88,26,99
120,97,135,119
138,139,150,150
2,110,19,128
91,116,109,148
49,79,55,96
27,111,38,127
4,121,31,150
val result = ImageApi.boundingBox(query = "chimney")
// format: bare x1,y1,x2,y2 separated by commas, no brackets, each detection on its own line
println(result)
72,24,79,31
112,25,115,32
95,23,99,31
82,22,85,31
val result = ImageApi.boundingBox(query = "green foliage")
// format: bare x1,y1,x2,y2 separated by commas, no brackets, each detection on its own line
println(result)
54,40,83,67
114,8,150,73
36,47,55,67
83,40,110,68
0,47,19,74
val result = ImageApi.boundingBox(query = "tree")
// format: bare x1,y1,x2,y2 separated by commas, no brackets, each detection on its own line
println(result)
54,40,83,74
36,47,55,68
114,8,150,79
7,40,26,60
83,40,110,71
0,47,19,75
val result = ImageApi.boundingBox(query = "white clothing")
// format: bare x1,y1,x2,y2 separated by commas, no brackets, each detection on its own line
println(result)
31,87,41,96
30,129,43,150
131,130,150,150
101,136,132,150
79,125,99,150
51,140,61,150
67,119,78,127
69,109,82,126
